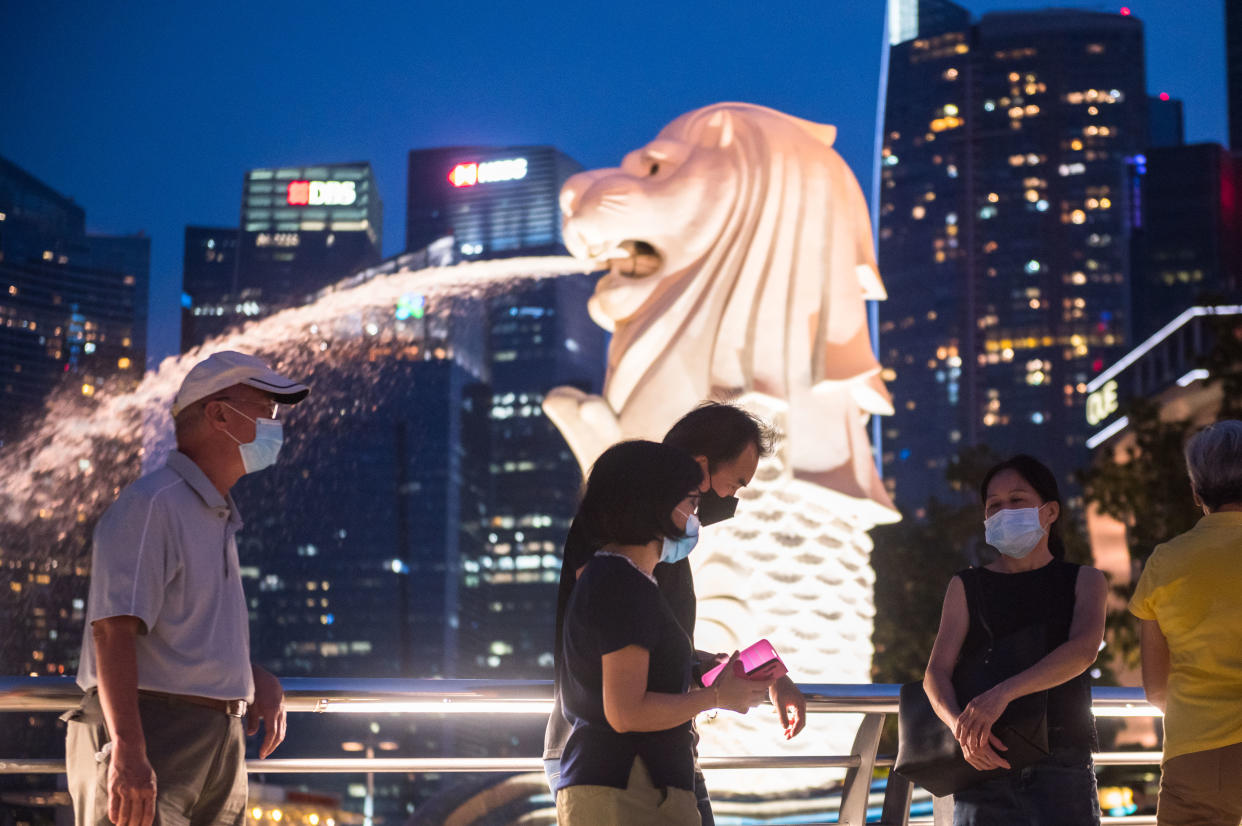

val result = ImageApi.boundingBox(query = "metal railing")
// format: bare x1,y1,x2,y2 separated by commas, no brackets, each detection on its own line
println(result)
0,678,1162,825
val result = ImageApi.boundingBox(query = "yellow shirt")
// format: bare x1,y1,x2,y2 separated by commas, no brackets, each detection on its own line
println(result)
1129,511,1242,761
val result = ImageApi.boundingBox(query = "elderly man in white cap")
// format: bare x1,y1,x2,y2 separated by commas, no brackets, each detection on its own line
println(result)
63,351,310,826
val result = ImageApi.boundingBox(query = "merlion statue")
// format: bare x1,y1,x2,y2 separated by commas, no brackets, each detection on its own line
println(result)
544,102,901,793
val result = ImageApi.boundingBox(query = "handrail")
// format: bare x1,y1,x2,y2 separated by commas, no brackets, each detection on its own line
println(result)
0,677,1163,715
0,678,1165,826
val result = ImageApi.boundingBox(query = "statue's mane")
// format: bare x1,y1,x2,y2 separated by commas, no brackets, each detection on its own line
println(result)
605,103,888,415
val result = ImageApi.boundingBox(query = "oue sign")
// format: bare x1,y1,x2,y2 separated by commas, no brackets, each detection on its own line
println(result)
287,180,357,206
1086,380,1120,426
448,158,529,187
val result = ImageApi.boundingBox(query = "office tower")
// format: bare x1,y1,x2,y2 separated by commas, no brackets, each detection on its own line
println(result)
181,226,239,351
0,155,149,783
1131,144,1241,340
237,288,490,679
406,146,581,259
180,163,381,353
406,144,605,677
878,7,1147,512
1227,0,1242,150
0,153,148,445
1147,94,1185,148
458,274,604,677
238,161,382,300
888,0,972,45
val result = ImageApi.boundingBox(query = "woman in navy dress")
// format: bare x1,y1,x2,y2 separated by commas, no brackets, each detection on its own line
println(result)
555,440,774,825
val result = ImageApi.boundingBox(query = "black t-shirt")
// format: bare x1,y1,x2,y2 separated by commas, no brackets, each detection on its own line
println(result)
557,554,696,791
956,558,1097,751
544,515,698,761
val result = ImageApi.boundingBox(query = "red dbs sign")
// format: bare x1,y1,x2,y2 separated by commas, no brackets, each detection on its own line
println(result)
449,163,479,187
287,181,312,205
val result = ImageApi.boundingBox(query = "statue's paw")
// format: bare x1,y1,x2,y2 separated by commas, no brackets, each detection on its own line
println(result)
543,387,622,471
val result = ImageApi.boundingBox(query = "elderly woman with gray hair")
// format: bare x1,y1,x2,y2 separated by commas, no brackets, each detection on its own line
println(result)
1129,419,1242,826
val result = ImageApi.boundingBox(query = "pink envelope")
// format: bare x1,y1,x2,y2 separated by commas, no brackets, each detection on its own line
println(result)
701,638,788,687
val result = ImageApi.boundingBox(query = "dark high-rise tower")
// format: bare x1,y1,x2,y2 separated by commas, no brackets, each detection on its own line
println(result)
406,146,581,259
1147,94,1185,149
180,226,239,351
879,8,1147,512
1131,144,1242,341
0,154,148,445
406,144,605,676
1227,0,1242,150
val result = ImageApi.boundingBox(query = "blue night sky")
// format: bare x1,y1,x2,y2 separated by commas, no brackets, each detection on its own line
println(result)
1,1,1227,365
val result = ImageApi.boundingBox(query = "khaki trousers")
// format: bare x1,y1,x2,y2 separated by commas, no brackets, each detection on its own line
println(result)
64,691,247,826
1158,741,1242,826
557,756,700,826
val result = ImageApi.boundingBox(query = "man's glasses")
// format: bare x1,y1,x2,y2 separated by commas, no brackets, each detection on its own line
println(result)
214,397,279,420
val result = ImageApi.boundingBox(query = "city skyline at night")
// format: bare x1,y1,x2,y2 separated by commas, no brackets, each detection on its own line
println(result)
0,2,1227,368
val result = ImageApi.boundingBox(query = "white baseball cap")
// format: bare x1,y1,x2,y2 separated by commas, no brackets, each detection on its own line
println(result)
172,351,310,417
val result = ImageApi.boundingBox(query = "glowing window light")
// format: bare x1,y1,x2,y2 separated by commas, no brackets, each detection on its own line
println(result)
395,294,426,321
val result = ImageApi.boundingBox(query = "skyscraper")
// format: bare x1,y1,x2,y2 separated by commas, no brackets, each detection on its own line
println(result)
406,146,581,259
0,153,148,445
1147,94,1185,149
181,226,239,351
1226,0,1242,150
878,6,1147,512
1131,144,1241,340
181,163,384,351
459,273,603,676
238,161,382,301
405,144,605,678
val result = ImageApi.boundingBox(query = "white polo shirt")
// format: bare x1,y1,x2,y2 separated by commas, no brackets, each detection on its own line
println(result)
77,451,254,702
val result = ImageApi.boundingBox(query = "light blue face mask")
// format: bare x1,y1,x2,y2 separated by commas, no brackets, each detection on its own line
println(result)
224,404,284,474
660,511,701,565
983,504,1047,558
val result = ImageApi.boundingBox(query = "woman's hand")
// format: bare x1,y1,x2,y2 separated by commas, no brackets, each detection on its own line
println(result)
959,730,1011,771
953,684,1012,755
696,650,728,681
713,652,774,714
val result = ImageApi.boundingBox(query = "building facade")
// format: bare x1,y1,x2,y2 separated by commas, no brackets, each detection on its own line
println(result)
404,144,605,678
181,225,239,351
878,5,1147,512
406,146,581,259
182,163,383,352
0,154,148,446
1130,144,1241,341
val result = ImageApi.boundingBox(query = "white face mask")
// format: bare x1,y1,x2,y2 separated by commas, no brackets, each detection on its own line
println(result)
223,404,284,474
660,510,701,565
983,505,1047,558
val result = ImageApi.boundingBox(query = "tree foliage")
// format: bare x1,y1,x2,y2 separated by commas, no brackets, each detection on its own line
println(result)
871,446,1000,684
1079,313,1242,672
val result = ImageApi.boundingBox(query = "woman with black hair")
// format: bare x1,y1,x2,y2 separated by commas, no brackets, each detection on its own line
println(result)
555,440,774,825
923,455,1108,825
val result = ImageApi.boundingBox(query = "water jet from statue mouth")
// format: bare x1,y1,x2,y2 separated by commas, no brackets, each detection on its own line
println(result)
606,240,662,279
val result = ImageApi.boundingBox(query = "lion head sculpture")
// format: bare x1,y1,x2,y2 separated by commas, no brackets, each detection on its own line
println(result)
550,102,896,517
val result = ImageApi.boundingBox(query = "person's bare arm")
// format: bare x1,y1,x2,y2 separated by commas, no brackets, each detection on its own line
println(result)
601,646,771,732
924,576,1010,771
1139,618,1171,712
956,567,1107,753
92,616,156,826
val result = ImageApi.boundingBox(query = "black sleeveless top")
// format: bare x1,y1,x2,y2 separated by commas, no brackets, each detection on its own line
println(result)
956,559,1097,751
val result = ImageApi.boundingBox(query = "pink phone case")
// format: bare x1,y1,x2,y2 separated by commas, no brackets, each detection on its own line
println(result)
700,638,788,687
